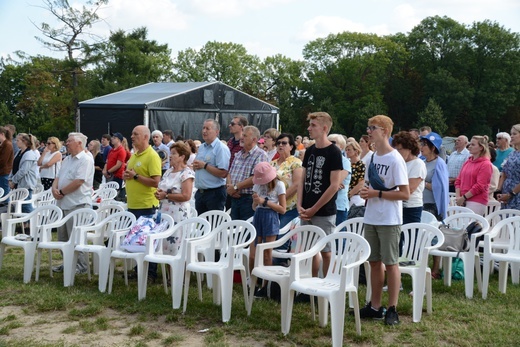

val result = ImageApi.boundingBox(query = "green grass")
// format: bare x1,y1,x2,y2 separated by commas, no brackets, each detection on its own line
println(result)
1,244,520,346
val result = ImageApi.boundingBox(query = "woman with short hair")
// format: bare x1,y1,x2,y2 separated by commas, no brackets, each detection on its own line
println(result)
8,133,39,213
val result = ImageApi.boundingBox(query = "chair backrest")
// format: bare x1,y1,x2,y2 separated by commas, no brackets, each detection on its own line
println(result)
279,217,301,236
401,223,445,264
33,184,45,195
0,187,4,198
96,204,126,222
92,187,118,205
95,211,136,247
7,188,30,213
100,181,120,190
215,220,256,267
199,210,232,230
35,189,56,207
60,208,98,244
190,206,198,218
444,212,490,249
484,201,502,217
320,233,370,286
421,210,440,227
446,205,474,217
28,205,63,239
488,216,520,253
334,217,364,235
448,192,457,206
485,208,520,229
170,217,212,257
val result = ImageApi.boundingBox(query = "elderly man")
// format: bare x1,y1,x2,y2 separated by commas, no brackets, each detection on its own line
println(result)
192,119,231,215
151,130,170,174
447,135,470,192
227,125,267,220
52,132,94,274
494,132,513,172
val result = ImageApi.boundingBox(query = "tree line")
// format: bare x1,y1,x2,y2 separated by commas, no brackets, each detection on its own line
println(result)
0,0,519,141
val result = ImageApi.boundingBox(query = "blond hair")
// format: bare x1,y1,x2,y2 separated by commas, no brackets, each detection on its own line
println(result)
368,115,394,135
307,112,333,133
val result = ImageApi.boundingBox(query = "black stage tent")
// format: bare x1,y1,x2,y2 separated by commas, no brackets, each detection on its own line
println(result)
78,82,280,141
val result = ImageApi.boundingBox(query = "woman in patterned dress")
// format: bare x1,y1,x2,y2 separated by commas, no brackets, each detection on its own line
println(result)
154,142,195,255
497,124,520,209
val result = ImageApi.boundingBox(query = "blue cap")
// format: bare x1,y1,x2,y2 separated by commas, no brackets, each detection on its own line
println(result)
420,132,442,153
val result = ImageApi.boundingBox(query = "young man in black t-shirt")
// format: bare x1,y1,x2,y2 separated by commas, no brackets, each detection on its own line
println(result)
297,112,343,276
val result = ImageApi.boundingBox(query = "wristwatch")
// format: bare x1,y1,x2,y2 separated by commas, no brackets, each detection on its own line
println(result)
133,174,139,180
233,184,238,191
262,197,269,207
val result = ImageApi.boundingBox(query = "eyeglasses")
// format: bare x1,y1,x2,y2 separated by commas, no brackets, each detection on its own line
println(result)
276,141,289,146
47,142,53,145
496,137,503,140
229,122,237,126
367,125,384,132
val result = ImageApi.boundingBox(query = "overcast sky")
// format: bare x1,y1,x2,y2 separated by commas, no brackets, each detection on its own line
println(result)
1,0,519,61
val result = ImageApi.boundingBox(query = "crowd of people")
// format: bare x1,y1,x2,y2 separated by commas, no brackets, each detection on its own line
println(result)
1,116,520,327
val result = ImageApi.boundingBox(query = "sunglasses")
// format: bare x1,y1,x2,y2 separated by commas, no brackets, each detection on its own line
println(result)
47,142,53,145
229,122,240,126
367,125,384,132
496,137,504,140
276,141,289,146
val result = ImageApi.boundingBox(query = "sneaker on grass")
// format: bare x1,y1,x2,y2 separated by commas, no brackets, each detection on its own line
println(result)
52,264,64,273
385,306,400,325
358,301,386,319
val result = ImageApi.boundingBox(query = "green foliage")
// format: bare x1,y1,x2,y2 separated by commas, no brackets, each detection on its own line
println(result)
416,98,448,136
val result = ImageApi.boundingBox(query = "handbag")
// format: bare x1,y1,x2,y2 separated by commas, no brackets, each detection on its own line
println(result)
438,224,469,254
122,216,169,252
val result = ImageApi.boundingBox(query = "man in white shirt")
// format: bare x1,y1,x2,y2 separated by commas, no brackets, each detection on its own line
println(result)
447,135,469,192
52,132,94,274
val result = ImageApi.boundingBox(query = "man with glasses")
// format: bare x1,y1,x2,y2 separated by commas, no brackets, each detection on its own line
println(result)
447,135,469,192
359,115,409,326
494,132,513,172
226,115,248,209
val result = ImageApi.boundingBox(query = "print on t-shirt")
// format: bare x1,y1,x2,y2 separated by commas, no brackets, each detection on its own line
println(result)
305,154,326,194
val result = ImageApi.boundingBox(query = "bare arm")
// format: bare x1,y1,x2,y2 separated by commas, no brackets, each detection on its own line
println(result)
286,167,303,200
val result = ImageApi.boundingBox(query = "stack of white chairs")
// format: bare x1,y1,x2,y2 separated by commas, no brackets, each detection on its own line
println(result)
0,188,30,218
92,187,118,208
446,205,474,217
183,220,256,322
0,205,63,283
35,208,98,287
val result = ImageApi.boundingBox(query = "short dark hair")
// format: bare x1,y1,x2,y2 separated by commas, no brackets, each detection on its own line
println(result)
392,131,420,156
163,130,174,139
234,115,248,127
102,134,111,141
276,133,296,155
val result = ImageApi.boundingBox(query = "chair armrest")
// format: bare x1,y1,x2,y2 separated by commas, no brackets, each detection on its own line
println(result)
186,233,216,263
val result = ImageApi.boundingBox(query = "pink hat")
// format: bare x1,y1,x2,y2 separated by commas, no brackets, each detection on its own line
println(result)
253,162,276,185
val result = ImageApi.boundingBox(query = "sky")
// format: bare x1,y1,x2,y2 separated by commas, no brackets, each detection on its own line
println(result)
0,0,519,62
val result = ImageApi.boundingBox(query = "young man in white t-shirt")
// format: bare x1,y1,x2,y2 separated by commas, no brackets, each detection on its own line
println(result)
359,115,410,326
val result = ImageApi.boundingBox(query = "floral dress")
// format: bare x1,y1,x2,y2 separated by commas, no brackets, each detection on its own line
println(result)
501,150,520,210
271,156,302,211
158,166,195,255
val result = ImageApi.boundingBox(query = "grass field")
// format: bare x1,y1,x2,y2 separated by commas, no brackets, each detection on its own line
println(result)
0,246,519,346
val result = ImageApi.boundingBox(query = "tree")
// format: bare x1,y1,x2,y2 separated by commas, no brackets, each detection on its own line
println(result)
34,0,109,129
416,98,447,136
89,27,174,95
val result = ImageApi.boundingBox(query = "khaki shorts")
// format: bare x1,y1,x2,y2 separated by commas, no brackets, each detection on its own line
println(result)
364,224,401,265
301,215,335,252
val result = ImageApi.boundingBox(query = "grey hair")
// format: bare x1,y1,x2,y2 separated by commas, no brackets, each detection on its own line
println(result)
69,132,88,148
204,118,220,132
244,125,260,140
496,131,511,143
151,130,163,138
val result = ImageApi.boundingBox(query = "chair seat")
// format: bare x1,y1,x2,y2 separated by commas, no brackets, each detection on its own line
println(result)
489,251,520,263
2,237,35,247
291,277,358,296
38,241,70,250
252,265,290,280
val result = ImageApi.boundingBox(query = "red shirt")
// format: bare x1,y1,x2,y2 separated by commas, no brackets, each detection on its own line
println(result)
106,145,126,178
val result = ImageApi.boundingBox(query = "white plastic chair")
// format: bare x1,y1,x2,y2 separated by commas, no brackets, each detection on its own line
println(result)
73,212,136,292
35,208,98,287
34,189,56,207
247,225,326,334
285,232,370,346
448,192,457,206
142,217,211,308
399,223,445,322
197,210,232,289
183,220,256,322
484,200,501,217
271,217,301,260
108,214,174,300
421,210,440,227
100,181,120,191
0,188,30,217
430,212,490,298
446,205,474,217
334,217,369,308
482,209,520,254
482,216,520,299
92,187,118,208
0,205,63,283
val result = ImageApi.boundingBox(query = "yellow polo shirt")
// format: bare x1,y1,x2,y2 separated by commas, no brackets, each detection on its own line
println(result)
125,145,162,209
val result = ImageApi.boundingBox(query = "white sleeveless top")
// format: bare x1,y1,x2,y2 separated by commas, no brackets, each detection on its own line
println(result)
40,151,61,179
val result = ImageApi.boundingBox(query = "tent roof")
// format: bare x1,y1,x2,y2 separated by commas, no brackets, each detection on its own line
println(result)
78,81,279,112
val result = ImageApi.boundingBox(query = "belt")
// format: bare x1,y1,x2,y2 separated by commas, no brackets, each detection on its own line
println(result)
197,185,225,194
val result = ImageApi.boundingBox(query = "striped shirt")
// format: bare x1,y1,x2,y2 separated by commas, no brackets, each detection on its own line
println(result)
228,145,267,195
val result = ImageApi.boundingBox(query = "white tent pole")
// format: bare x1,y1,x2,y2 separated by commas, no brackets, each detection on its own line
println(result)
144,109,149,127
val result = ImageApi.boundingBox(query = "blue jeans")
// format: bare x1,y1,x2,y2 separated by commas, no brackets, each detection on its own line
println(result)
0,175,9,200
21,189,34,214
400,206,423,256
195,186,226,215
335,210,348,231
230,194,254,221
279,208,299,229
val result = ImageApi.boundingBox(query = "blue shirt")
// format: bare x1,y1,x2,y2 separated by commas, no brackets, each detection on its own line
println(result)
336,155,351,211
494,147,513,172
195,137,231,189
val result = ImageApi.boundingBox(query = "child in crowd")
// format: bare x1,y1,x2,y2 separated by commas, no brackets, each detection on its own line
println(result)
250,162,286,298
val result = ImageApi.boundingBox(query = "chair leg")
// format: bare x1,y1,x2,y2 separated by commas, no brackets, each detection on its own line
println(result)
98,251,110,293
141,261,150,300
136,260,145,301
482,258,491,299
329,294,346,347
240,269,248,313
171,263,184,309
63,249,74,287
183,270,192,314
108,258,116,294
220,273,233,323
351,291,361,336
511,263,520,284
442,257,452,287
498,261,509,294
426,271,433,314
364,262,371,303
35,248,42,282
247,274,257,315
162,263,168,294
284,289,296,336
317,296,328,328
463,255,475,299
412,273,426,322
23,245,37,284
474,254,483,292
